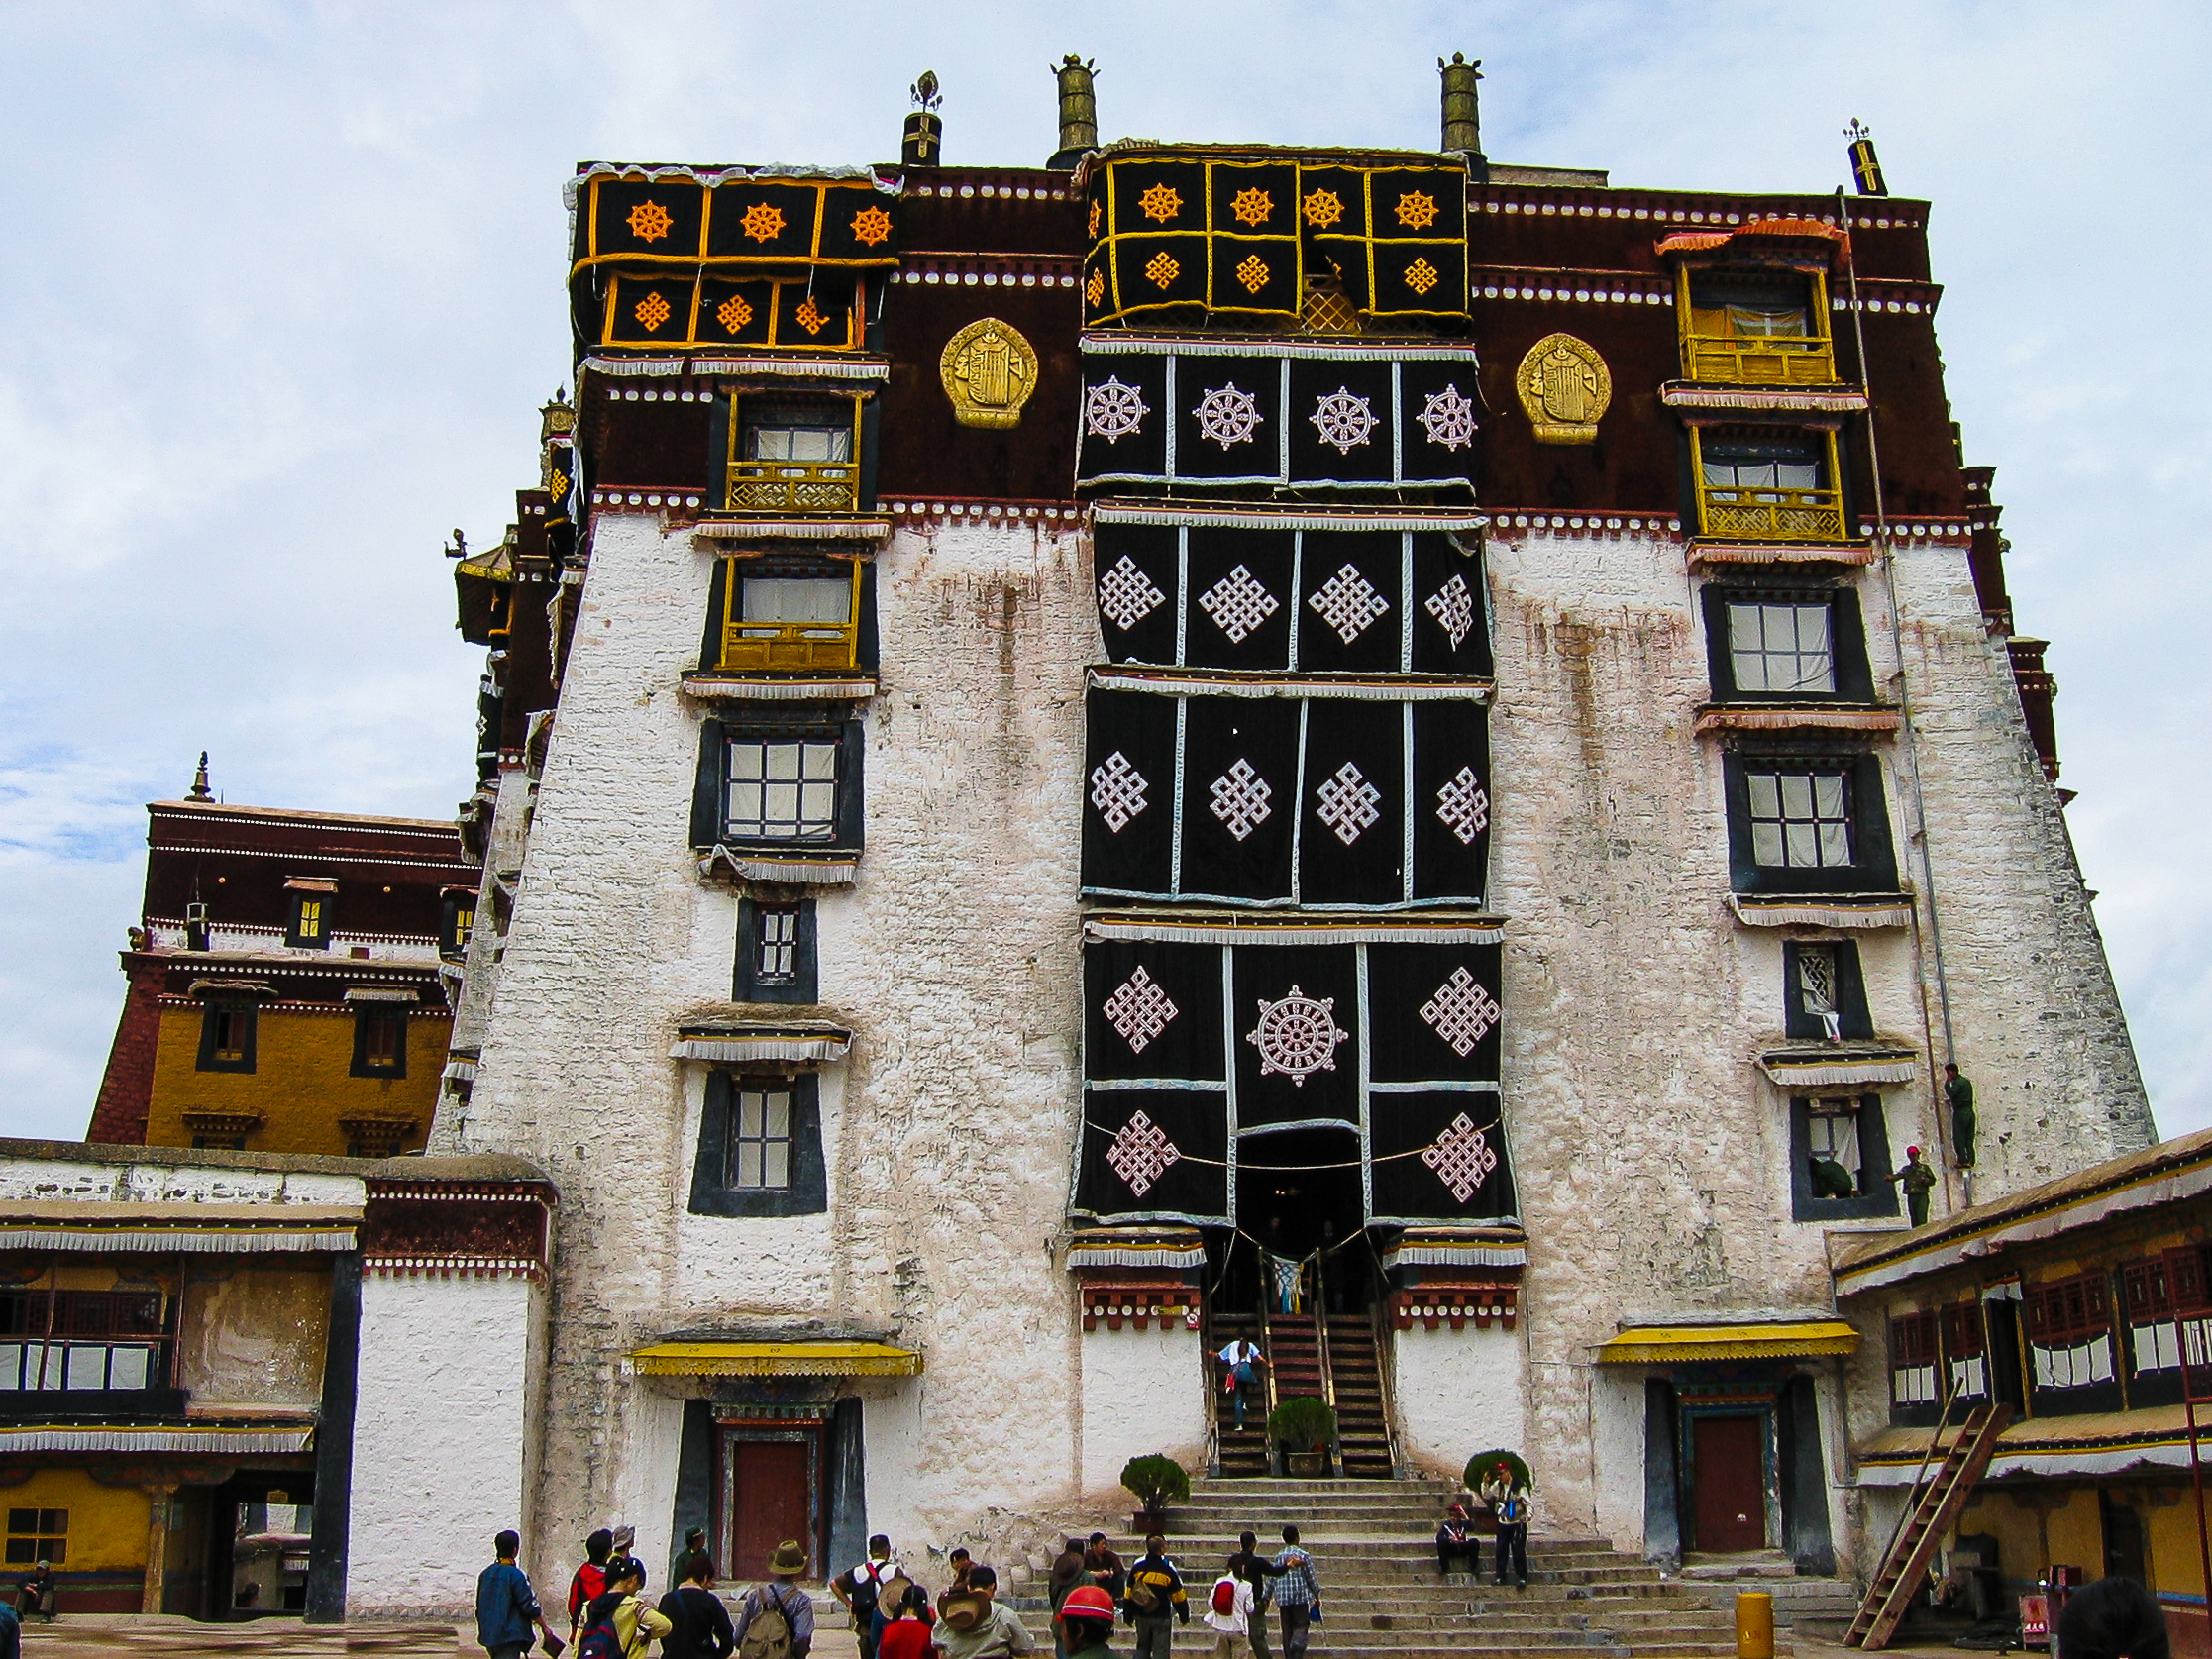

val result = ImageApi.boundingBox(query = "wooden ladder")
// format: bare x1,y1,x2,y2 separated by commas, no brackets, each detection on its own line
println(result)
1845,1402,2013,1649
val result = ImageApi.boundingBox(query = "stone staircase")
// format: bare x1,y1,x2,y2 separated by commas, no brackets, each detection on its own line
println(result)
1323,1316,1394,1479
1011,1477,1783,1659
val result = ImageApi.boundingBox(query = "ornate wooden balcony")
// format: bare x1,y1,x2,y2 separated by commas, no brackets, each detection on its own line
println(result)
1697,482,1848,543
724,460,861,515
1683,332,1838,385
718,619,858,672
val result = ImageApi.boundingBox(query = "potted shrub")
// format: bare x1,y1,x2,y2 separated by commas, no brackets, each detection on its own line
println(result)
1268,1397,1338,1477
1120,1454,1191,1531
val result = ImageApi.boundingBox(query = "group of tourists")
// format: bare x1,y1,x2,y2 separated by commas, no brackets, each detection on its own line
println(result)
1433,1462,1532,1588
475,1522,807,1659
1044,1526,1320,1659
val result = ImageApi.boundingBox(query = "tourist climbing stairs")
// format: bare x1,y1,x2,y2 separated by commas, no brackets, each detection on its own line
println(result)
1018,1476,1776,1659
1843,1402,2013,1649
1210,1309,1272,1476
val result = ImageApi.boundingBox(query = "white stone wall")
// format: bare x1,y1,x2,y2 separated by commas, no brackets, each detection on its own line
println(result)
349,1271,543,1615
459,507,1099,1561
1391,1325,1526,1486
1079,1323,1206,1500
1479,518,2149,1552
0,1155,360,1207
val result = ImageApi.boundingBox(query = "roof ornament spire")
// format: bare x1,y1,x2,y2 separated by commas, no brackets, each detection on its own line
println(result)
1438,52,1487,183
187,752,213,802
904,71,943,168
1049,55,1098,170
1845,119,1888,198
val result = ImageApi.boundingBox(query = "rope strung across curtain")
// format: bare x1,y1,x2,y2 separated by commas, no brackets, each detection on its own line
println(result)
1082,1115,1501,1170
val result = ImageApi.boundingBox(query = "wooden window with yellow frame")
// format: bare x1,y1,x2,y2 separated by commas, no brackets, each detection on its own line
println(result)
723,393,864,516
1689,425,1848,544
1677,265,1838,385
712,556,864,672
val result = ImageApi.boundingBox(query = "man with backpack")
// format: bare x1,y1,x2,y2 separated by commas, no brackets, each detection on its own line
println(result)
579,1558,673,1659
1225,1532,1282,1659
1202,1556,1256,1659
658,1551,735,1659
1120,1535,1189,1659
475,1531,559,1659
833,1535,901,1659
1216,1338,1266,1431
732,1542,816,1659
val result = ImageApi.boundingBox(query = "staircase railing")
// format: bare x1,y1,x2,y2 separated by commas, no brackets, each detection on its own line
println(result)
1203,1300,1222,1478
1256,1278,1282,1476
1369,1293,1411,1480
1845,1401,2013,1649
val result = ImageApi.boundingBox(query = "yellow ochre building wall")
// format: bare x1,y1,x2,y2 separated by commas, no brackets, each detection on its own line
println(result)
144,1005,446,1157
4,1469,151,1572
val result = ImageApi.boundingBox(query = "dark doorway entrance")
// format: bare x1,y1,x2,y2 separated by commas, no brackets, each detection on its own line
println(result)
2101,1491,2147,1583
1231,1125,1368,1308
721,1429,820,1581
1691,1415,1768,1553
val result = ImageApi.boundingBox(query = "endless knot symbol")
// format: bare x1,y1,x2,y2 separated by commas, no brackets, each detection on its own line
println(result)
850,205,894,247
1231,187,1274,226
1235,255,1270,294
1139,183,1184,223
1089,751,1151,832
633,292,672,331
1425,575,1477,649
1086,268,1106,306
1088,199,1102,238
1106,1109,1182,1196
1085,376,1151,444
1421,967,1502,1058
716,294,754,332
1144,251,1181,289
1309,386,1380,455
1309,564,1390,645
1396,190,1439,229
1435,766,1490,845
1403,258,1441,296
1303,188,1344,228
1199,565,1279,644
793,297,829,335
1315,762,1383,846
548,469,569,501
626,200,673,242
1193,382,1263,449
1416,384,1478,451
1210,759,1274,842
1097,555,1167,631
1246,985,1350,1087
1103,967,1178,1052
740,202,786,243
1422,1113,1500,1203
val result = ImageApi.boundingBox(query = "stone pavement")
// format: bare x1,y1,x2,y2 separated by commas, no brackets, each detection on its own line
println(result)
17,1612,868,1658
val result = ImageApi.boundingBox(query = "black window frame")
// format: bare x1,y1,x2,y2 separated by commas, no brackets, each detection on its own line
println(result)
286,889,332,950
349,1006,409,1081
1723,746,1898,894
689,712,866,853
736,897,818,1004
687,1070,828,1217
1700,583,1874,703
1787,1092,1898,1222
1782,939,1875,1040
439,888,477,961
195,1000,259,1074
698,554,878,675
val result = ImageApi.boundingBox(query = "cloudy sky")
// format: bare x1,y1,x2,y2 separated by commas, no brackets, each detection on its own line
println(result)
1,1,2206,1144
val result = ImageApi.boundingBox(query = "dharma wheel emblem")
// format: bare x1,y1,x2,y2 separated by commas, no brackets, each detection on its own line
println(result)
1246,985,1351,1088
1515,332,1611,444
940,317,1039,429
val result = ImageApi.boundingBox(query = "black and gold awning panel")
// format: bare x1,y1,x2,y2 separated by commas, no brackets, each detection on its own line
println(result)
572,176,899,272
1084,156,1467,325
587,271,861,352
1075,936,1512,1228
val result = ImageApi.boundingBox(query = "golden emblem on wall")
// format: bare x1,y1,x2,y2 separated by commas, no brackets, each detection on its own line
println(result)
940,317,1039,430
1515,333,1611,444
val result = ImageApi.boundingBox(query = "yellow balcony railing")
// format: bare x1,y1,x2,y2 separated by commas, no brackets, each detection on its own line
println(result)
718,620,859,672
1697,483,1848,543
724,460,861,515
1683,333,1839,386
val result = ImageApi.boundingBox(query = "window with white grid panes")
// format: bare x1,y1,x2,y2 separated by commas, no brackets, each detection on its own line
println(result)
754,905,800,985
1807,1098,1860,1181
1797,944,1842,1039
727,1086,794,1191
1729,601,1835,693
1746,769,1853,868
725,739,838,840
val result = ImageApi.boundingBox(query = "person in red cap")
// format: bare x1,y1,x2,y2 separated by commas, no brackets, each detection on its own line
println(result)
1885,1145,1937,1226
1056,1585,1118,1659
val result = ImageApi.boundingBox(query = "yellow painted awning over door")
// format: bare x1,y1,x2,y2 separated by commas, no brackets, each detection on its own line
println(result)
1595,1321,1858,1364
629,1341,922,1377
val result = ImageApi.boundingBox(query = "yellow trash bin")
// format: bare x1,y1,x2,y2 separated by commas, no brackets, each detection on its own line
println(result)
1736,1591,1775,1659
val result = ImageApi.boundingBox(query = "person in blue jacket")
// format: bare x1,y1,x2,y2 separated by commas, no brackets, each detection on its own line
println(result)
476,1530,554,1659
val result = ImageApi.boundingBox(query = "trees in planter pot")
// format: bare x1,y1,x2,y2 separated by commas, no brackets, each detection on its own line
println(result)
1268,1397,1338,1474
1121,1454,1191,1525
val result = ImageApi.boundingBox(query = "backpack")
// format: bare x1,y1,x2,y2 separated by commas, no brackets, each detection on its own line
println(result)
848,1563,886,1622
1211,1578,1238,1617
741,1585,798,1659
576,1614,622,1659
1126,1573,1160,1613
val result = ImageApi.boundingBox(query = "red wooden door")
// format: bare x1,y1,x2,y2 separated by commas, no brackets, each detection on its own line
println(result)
727,1439,814,1581
1691,1415,1768,1553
